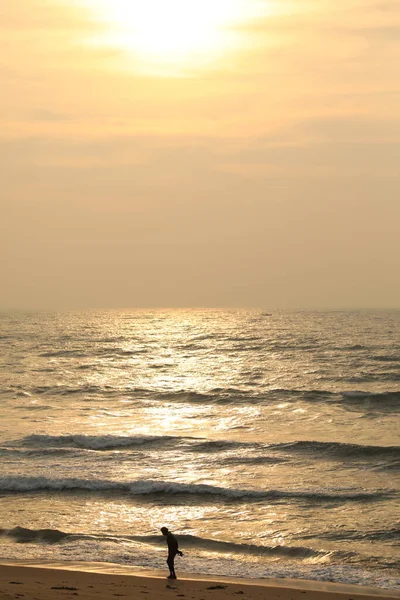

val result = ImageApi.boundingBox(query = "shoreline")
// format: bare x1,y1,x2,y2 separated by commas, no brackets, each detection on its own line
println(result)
0,562,398,599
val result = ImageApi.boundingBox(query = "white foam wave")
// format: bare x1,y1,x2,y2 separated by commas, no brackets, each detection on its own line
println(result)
0,476,390,502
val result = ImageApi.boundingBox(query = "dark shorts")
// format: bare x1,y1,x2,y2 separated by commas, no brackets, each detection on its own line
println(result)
167,552,176,566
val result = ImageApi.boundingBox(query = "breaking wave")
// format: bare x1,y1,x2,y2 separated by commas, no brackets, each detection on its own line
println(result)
0,526,68,543
301,527,400,543
13,434,185,450
0,527,329,559
0,476,392,503
266,440,400,459
7,435,400,465
4,383,400,410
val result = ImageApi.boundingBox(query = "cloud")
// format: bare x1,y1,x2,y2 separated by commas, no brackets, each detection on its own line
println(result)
338,25,400,41
30,109,75,122
371,0,400,12
1,0,97,32
1,112,399,191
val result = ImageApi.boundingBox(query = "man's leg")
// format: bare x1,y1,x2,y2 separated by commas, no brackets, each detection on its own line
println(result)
167,554,176,578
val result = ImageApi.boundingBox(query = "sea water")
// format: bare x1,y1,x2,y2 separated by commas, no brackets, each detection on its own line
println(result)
0,310,399,590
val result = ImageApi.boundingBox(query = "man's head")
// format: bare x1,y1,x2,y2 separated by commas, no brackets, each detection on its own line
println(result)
161,527,169,535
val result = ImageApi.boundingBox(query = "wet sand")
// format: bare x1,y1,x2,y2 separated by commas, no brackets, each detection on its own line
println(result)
0,563,398,600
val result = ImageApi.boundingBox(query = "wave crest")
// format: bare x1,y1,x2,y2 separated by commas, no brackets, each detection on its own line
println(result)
16,434,183,450
0,476,391,503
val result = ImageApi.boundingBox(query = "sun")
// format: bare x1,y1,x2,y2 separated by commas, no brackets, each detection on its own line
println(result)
80,0,269,75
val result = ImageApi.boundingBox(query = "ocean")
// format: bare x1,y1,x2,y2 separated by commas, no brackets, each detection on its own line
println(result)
0,309,399,590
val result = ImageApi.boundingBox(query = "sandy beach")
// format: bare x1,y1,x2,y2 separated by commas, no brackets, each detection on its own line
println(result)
0,564,398,600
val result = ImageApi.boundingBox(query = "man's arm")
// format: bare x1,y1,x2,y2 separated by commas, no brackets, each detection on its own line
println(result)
175,537,183,557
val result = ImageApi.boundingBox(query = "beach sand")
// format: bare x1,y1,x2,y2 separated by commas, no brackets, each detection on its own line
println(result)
0,564,398,600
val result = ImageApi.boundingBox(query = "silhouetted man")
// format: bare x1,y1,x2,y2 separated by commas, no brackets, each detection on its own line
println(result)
161,527,183,579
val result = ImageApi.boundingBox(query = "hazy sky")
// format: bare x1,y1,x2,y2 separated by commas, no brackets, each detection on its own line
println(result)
1,0,399,309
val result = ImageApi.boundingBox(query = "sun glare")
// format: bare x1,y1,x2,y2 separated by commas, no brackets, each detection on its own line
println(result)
80,0,269,75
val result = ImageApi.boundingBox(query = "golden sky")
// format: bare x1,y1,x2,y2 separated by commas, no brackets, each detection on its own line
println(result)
1,0,399,308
